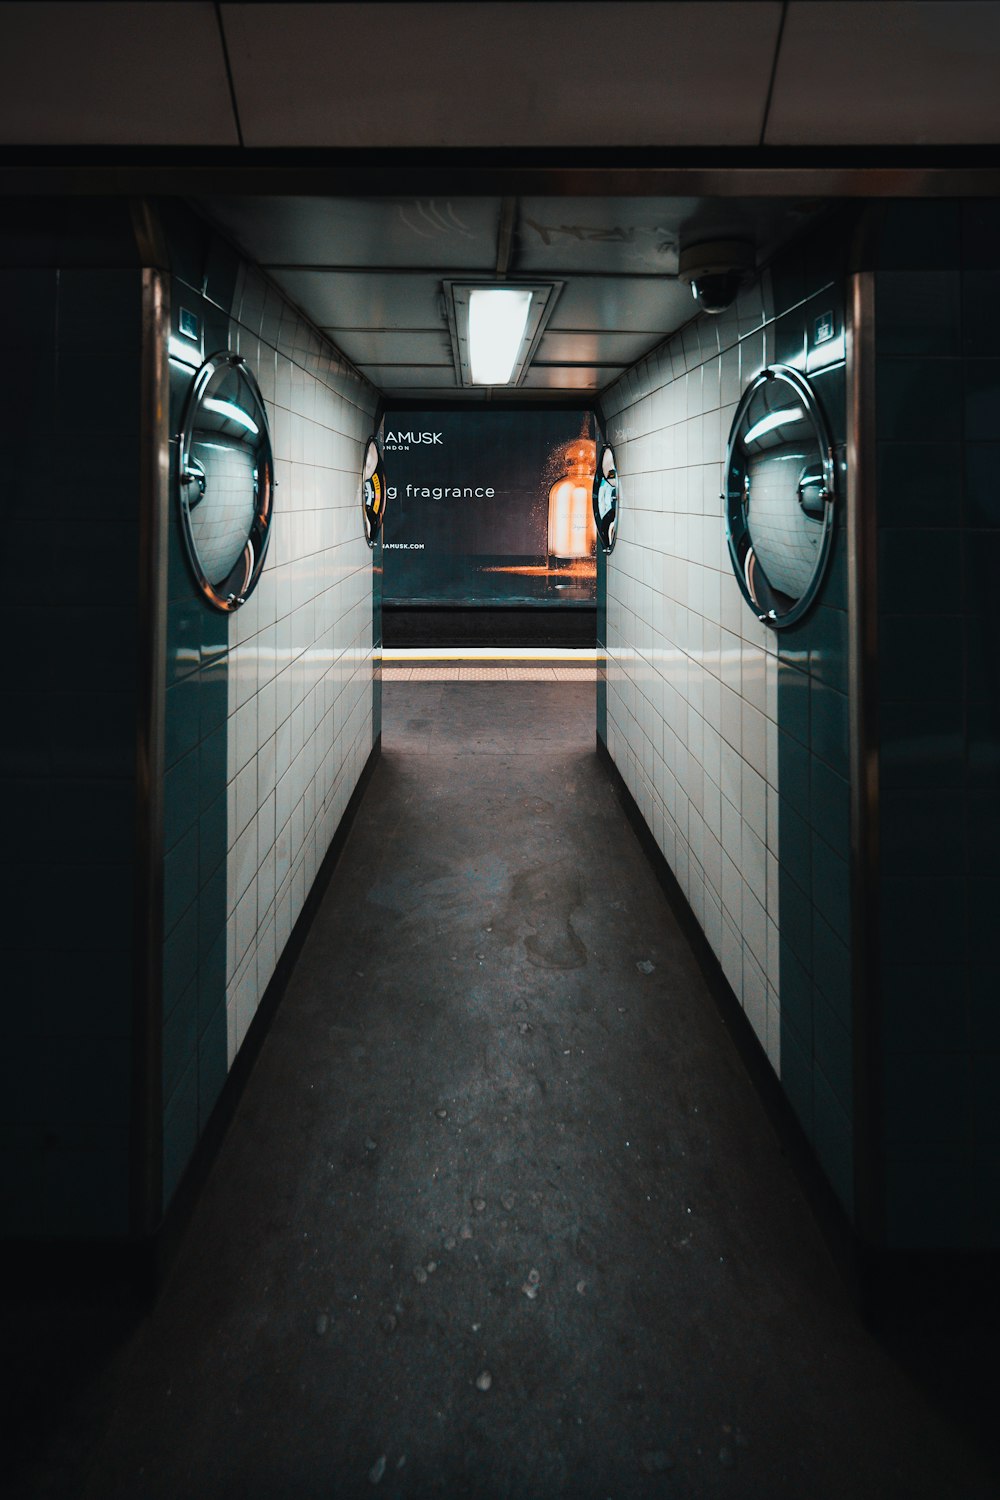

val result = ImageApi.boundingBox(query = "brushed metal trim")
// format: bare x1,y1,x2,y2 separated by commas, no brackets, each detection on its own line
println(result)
846,269,882,1245
131,266,170,1238
4,147,1000,199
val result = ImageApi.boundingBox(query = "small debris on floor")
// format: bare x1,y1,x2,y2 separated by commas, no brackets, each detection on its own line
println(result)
576,1280,587,1294
413,1266,428,1285
369,1454,386,1484
426,1261,437,1274
526,1268,540,1286
435,1107,448,1119
472,1197,486,1213
501,1193,515,1211
518,1022,531,1034
380,1313,397,1334
636,959,655,974
460,1224,473,1240
475,1370,493,1392
443,1235,457,1250
315,1313,329,1336
364,1137,377,1152
640,1451,674,1473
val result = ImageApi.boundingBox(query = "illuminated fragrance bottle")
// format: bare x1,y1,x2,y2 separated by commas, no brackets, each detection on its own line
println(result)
547,436,597,559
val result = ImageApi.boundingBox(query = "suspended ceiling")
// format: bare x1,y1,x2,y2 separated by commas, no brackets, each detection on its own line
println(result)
2,2,999,150
199,193,829,400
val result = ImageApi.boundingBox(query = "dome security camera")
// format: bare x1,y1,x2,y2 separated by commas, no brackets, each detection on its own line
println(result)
678,239,755,315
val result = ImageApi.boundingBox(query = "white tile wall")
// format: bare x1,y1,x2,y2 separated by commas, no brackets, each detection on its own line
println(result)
221,270,378,1067
602,301,782,1076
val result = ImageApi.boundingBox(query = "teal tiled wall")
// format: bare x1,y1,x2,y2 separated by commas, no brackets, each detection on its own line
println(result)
156,203,380,1217
0,203,143,1238
160,216,241,1210
766,242,853,1216
872,200,1000,1249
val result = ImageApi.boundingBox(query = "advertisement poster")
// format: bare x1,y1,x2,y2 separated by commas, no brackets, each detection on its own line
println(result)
381,410,598,606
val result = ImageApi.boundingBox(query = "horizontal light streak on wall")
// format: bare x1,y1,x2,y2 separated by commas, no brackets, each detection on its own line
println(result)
168,333,201,367
381,647,598,662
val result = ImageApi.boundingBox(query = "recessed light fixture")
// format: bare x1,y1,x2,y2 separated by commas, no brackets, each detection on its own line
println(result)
468,288,533,384
445,281,561,388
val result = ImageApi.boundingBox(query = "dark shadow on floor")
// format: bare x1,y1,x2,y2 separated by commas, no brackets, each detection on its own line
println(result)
7,681,997,1499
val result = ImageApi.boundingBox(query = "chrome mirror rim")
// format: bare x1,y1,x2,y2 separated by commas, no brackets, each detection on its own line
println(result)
177,350,275,613
362,434,387,547
724,363,836,631
592,441,619,554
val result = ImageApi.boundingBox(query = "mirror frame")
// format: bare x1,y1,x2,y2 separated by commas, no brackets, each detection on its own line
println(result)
592,442,619,554
177,350,275,613
724,363,836,631
362,434,387,547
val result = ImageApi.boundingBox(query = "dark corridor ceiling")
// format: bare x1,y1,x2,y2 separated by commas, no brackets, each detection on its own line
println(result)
197,194,830,400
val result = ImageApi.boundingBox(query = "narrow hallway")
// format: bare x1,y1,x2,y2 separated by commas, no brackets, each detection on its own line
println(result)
19,676,994,1499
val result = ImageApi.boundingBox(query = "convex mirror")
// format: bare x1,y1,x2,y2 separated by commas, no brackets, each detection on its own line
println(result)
724,365,835,629
593,443,619,553
178,351,275,612
362,435,386,546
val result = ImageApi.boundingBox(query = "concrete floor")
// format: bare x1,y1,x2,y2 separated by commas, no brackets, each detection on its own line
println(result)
10,680,997,1498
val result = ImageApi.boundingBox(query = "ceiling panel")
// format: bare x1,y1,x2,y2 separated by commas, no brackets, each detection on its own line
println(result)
768,1,1000,145
386,390,490,405
522,366,626,391
516,199,685,277
222,1,781,148
200,191,830,400
359,366,459,389
0,2,238,145
535,330,661,367
270,270,445,330
199,195,503,271
327,329,454,366
548,277,696,335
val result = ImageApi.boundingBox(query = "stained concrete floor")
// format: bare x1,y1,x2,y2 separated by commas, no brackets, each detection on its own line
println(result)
9,680,997,1498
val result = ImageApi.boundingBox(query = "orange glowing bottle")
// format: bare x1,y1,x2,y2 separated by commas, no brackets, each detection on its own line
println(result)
547,436,597,560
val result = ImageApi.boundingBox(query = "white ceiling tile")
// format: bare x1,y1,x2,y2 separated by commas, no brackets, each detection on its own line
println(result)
200,196,502,271
549,277,695,334
767,1,1000,145
522,366,625,391
330,329,454,366
222,1,781,148
0,2,238,145
361,365,458,389
271,270,446,329
536,330,662,366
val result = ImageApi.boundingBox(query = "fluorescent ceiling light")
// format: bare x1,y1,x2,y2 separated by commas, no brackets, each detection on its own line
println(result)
743,406,804,446
446,280,561,389
203,397,259,435
469,288,533,385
